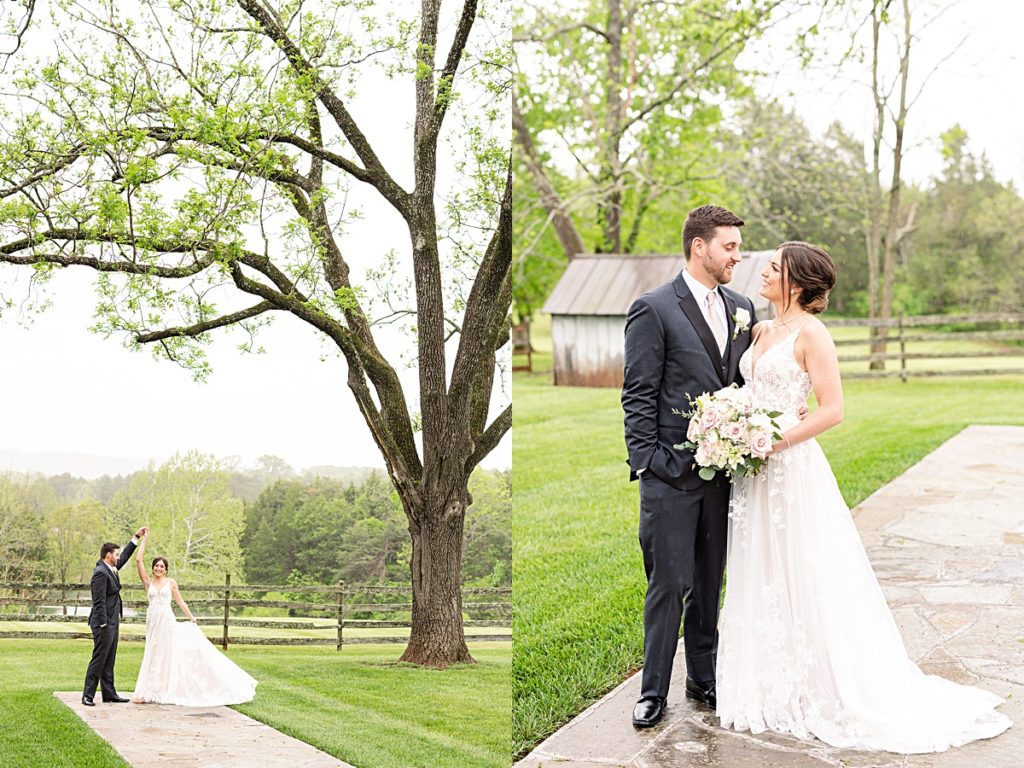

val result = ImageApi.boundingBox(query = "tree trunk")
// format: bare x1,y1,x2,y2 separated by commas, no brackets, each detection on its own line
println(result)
867,2,885,370
399,483,472,667
512,95,585,261
597,0,624,254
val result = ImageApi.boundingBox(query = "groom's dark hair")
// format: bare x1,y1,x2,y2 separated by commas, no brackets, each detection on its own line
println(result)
99,542,119,559
682,205,744,259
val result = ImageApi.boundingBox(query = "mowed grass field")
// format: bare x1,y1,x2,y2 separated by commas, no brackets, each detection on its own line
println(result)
512,314,1024,757
0,639,511,768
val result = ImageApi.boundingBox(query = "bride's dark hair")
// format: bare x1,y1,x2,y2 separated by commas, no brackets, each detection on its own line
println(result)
152,556,169,571
778,241,837,315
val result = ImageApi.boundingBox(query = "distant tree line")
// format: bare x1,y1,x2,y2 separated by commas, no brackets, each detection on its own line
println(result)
515,2,1023,322
0,455,510,589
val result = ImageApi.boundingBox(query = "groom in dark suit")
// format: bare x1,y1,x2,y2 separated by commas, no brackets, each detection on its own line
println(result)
622,205,755,727
82,526,147,706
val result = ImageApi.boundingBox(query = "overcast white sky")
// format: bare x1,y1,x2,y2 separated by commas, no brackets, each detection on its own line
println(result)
740,0,1024,192
0,1,511,477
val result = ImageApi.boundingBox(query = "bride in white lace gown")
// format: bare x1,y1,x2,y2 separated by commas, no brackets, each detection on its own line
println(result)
716,242,1011,752
131,533,257,706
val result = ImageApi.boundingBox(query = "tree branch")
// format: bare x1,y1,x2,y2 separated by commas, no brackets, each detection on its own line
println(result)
432,0,478,137
235,0,411,217
0,230,218,277
448,156,511,410
135,301,279,343
512,91,585,260
467,404,510,473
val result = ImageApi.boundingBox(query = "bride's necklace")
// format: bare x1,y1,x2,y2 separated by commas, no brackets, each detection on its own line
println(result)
773,309,808,329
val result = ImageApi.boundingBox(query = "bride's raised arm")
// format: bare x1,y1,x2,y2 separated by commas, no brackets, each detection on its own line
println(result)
774,319,844,452
170,580,197,623
135,533,150,588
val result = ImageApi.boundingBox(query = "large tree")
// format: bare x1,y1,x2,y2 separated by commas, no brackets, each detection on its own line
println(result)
799,0,965,360
724,96,869,313
513,0,783,315
0,0,511,666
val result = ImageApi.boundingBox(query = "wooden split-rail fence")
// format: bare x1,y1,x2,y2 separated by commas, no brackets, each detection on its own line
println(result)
0,577,511,650
827,312,1024,381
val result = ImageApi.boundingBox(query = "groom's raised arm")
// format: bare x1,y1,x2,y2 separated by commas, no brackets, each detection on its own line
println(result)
622,296,664,478
114,538,138,571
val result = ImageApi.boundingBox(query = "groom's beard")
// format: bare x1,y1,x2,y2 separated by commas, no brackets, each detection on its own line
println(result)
703,254,736,285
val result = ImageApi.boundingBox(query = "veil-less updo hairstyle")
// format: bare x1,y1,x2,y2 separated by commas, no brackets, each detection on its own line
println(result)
777,241,837,315
152,556,169,572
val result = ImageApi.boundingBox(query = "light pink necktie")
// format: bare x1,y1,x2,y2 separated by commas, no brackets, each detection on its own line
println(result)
705,291,726,355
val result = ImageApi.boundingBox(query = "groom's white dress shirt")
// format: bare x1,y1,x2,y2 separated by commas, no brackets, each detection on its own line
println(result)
682,269,728,353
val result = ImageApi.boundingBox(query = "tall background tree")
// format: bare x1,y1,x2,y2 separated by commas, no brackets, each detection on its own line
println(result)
796,0,968,364
513,0,785,317
0,0,511,667
108,452,245,578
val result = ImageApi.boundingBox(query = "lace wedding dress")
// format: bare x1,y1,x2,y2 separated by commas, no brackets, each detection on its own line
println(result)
132,580,257,706
716,326,1011,752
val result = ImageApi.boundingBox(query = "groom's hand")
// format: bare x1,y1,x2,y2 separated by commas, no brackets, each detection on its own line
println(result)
798,405,809,420
135,526,149,538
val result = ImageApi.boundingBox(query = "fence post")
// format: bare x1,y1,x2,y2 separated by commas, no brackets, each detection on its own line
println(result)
336,582,344,651
898,312,908,383
222,573,231,651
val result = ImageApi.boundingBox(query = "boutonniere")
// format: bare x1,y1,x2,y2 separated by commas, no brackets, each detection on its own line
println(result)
732,308,751,340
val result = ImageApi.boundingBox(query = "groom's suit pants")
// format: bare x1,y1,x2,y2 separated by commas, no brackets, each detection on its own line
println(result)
638,472,730,700
84,621,120,698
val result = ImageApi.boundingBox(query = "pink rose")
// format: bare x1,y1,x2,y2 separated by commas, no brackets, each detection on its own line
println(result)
749,431,773,458
700,408,723,431
721,422,744,442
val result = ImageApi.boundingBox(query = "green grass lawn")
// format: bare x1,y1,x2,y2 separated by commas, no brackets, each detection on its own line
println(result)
0,639,511,768
512,315,1024,757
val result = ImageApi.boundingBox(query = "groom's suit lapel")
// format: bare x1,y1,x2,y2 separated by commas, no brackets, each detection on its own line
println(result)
673,273,727,386
722,290,742,384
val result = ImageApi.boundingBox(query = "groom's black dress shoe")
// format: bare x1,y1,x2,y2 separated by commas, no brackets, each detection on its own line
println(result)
684,677,716,709
102,695,130,703
632,696,665,728
81,696,95,707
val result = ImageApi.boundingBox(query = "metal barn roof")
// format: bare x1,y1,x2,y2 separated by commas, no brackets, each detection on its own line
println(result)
542,251,774,316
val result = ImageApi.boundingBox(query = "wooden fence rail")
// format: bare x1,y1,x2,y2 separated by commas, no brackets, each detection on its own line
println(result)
0,578,512,650
824,312,1024,381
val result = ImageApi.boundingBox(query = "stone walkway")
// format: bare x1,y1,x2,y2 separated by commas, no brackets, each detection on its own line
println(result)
517,425,1024,768
55,692,354,767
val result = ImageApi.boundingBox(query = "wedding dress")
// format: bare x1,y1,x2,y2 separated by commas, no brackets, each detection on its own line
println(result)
716,326,1011,752
132,580,257,706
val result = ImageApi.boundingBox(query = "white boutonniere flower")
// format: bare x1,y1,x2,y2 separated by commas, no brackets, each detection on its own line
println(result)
732,308,751,340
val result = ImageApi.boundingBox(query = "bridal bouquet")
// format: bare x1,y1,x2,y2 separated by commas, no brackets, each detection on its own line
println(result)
674,385,783,480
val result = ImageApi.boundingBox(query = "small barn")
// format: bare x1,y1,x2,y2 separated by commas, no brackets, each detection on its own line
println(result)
541,251,774,387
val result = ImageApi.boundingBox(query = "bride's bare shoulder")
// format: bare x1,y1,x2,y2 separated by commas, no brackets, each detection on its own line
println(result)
798,316,837,350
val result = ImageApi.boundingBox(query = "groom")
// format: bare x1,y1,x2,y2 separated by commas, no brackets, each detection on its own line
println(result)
621,205,756,727
82,526,148,706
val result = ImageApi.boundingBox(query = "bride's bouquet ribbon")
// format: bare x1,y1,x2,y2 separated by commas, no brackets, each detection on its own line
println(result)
674,384,783,480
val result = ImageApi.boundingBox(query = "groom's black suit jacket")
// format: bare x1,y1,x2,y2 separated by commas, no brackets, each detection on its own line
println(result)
622,272,756,490
87,540,137,629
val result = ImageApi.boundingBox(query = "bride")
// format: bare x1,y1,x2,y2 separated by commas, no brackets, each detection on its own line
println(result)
716,241,1011,752
131,532,257,706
